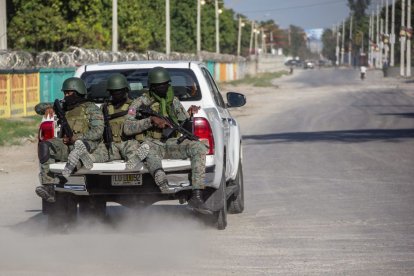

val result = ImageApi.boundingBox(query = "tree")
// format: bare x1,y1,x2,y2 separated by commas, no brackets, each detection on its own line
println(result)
8,0,67,51
321,29,336,62
347,0,371,19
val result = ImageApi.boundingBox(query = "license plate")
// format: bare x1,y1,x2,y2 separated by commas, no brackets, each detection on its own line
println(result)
111,174,142,186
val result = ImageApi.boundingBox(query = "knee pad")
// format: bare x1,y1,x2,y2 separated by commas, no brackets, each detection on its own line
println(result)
38,142,51,164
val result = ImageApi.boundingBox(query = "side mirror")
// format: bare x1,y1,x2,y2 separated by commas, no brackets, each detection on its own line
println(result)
226,92,246,108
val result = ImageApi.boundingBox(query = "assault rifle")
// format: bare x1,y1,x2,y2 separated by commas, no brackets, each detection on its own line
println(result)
53,99,73,139
101,102,113,152
138,105,199,144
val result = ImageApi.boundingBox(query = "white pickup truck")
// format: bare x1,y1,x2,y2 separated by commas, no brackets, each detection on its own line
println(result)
40,61,246,230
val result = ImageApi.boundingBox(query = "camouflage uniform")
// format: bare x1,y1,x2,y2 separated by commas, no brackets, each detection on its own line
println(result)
36,101,104,184
123,91,208,189
82,99,149,169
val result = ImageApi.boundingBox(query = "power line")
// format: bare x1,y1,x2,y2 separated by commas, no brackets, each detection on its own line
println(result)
238,0,346,14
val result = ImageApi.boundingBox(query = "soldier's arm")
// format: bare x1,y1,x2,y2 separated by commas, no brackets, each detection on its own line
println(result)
173,97,190,122
76,104,104,141
34,102,53,115
123,98,153,136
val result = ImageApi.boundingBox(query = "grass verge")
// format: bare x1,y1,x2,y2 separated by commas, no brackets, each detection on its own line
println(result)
0,116,42,146
226,71,289,87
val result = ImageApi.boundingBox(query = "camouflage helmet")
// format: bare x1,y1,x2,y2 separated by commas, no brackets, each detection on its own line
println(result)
61,77,87,95
148,67,171,85
107,73,130,92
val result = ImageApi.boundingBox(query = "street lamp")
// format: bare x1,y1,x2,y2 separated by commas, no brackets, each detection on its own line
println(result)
112,0,118,52
198,0,223,55
215,0,220,54
237,17,245,56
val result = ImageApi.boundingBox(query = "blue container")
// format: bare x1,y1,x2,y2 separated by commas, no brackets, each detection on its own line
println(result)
206,61,215,77
39,68,76,102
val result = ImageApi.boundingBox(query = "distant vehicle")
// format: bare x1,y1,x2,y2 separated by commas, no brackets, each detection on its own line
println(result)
284,59,302,67
304,60,315,69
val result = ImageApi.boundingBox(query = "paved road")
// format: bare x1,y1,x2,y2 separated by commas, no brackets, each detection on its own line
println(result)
0,68,413,275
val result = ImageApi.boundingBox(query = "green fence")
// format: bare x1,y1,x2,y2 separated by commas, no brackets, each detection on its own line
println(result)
39,68,76,102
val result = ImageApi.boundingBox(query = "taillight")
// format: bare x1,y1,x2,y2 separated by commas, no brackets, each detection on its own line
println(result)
194,117,214,155
38,121,55,142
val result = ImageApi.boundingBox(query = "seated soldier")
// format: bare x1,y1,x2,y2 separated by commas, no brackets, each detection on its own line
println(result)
123,67,210,214
62,73,150,177
35,77,104,202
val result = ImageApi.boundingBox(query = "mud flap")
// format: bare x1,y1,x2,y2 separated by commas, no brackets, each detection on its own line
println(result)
203,173,226,212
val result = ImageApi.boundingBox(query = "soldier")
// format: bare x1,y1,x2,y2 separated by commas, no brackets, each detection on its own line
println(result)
35,77,104,202
61,73,150,177
123,67,210,213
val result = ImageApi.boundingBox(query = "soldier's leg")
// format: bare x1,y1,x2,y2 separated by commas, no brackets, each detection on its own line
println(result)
142,139,170,192
164,139,207,189
62,141,114,178
120,140,150,170
36,138,69,202
62,140,94,177
165,138,209,212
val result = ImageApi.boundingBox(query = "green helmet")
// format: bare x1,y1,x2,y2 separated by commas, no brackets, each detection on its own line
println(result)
61,77,87,95
107,73,130,92
148,67,171,85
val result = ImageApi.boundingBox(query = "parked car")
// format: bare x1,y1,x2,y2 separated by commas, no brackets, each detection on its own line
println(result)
304,60,315,69
284,59,302,67
39,61,246,230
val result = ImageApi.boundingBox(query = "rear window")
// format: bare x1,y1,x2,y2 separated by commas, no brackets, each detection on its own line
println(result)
81,68,201,102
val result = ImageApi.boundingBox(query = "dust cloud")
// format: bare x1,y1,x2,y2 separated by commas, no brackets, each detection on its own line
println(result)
0,203,215,275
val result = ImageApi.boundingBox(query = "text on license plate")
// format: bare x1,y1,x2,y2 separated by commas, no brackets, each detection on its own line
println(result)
111,174,142,186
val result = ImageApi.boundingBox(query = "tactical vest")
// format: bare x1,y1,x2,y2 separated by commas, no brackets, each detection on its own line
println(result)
107,100,131,143
66,103,89,134
141,93,180,140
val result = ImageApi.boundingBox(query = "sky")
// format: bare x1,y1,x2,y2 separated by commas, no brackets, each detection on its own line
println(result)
223,0,352,30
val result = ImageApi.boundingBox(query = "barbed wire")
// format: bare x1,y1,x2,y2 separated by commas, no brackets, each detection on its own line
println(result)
0,47,246,70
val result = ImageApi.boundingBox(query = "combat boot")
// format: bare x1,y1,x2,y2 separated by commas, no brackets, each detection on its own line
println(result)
187,189,212,214
126,143,150,170
76,140,93,170
35,185,55,203
154,169,170,193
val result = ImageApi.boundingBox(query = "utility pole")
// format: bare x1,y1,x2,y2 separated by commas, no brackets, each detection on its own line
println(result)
391,0,395,66
215,0,220,54
380,18,384,68
166,0,170,56
341,20,345,65
385,0,389,65
112,0,118,52
261,28,265,54
0,0,6,50
336,24,340,66
249,21,255,55
400,0,406,76
361,32,364,54
197,0,201,59
270,31,274,54
288,26,291,52
376,4,380,68
372,11,375,66
369,13,372,65
349,14,353,66
237,16,242,56
407,0,412,77
254,26,259,55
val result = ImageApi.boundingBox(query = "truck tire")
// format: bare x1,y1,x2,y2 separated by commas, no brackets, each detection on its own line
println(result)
48,192,77,229
215,169,227,230
79,197,106,220
228,161,244,214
